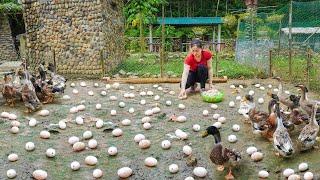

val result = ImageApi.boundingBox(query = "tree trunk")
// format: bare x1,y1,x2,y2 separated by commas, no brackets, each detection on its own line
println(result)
216,0,220,16
139,12,145,57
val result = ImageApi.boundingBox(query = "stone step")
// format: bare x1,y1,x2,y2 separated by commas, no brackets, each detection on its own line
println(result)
0,61,22,79
0,61,22,73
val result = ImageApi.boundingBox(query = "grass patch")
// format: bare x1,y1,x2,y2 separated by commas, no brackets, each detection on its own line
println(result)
110,53,264,79
272,55,320,91
109,52,320,91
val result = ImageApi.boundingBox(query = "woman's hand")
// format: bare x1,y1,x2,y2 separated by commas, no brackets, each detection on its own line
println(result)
178,89,187,99
209,83,214,89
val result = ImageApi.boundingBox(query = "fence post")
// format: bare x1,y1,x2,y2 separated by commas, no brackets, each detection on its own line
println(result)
215,51,218,77
100,50,105,78
53,49,56,73
288,0,293,79
306,48,312,90
160,3,165,78
269,49,272,77
278,19,282,56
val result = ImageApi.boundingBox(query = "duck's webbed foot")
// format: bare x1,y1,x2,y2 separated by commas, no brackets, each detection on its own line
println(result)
225,167,234,180
217,165,225,171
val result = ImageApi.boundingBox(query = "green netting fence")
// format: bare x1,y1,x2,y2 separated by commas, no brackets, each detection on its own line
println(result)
236,1,320,91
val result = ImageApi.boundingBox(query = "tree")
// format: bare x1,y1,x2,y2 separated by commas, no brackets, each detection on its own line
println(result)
124,0,167,57
0,0,22,14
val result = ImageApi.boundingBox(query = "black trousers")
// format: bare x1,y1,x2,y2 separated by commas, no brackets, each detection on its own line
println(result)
184,64,208,89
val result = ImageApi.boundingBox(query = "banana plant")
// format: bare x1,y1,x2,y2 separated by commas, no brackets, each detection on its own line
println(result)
125,0,167,57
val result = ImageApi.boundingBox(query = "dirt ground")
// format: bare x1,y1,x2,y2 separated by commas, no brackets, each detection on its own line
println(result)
0,79,319,180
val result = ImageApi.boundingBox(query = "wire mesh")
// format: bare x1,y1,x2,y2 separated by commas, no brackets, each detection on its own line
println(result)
236,0,320,91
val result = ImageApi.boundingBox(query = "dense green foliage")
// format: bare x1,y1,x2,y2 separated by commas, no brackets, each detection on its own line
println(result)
124,0,167,55
124,0,316,41
0,0,22,14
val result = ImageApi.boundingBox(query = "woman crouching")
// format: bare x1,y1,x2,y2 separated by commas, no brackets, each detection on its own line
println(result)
178,39,214,99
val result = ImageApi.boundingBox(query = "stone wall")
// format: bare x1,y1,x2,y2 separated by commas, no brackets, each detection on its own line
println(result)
22,0,125,76
0,16,18,62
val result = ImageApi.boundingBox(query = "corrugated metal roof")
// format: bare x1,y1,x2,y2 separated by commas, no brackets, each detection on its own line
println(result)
152,17,223,26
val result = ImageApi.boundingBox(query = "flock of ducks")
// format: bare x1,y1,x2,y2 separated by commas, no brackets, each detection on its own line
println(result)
201,77,320,179
1,63,67,113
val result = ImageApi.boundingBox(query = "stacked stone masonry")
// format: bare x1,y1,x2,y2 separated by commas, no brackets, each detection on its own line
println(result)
22,0,125,75
0,16,18,62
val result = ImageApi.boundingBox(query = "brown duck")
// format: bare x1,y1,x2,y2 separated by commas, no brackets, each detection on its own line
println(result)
2,74,20,107
243,95,278,141
295,84,320,115
273,77,293,108
202,126,241,180
269,93,308,126
21,84,41,113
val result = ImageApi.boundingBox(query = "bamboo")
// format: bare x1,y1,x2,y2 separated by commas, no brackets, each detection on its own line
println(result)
102,77,228,84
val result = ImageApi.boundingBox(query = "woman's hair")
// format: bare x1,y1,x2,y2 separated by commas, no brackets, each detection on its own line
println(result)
191,39,202,48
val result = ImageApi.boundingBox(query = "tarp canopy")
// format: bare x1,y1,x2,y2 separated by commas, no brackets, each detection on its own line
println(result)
152,17,223,26
281,27,320,34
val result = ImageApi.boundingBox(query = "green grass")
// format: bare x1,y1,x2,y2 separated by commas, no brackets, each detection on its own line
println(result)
109,52,320,91
272,55,320,91
110,53,263,79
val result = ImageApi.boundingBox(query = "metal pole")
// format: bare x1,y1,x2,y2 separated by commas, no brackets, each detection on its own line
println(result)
288,0,293,78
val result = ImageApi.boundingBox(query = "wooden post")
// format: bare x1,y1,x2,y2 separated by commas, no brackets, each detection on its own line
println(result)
215,51,218,77
278,19,282,56
288,0,293,79
139,12,144,57
100,50,104,78
225,0,228,15
306,48,312,90
160,3,165,78
53,49,56,73
269,49,272,77
149,24,153,52
250,9,255,64
25,36,29,68
217,24,221,52
212,26,215,51
236,18,241,52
